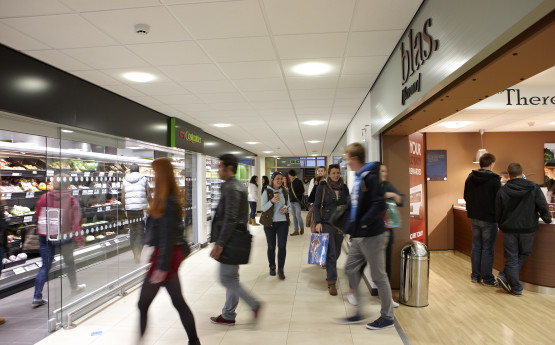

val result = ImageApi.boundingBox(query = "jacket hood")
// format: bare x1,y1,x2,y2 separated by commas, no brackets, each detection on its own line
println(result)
125,171,143,183
468,169,499,184
503,178,536,198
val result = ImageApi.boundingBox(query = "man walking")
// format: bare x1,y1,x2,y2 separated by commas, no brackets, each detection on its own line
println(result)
463,153,501,286
288,170,305,236
122,163,150,263
339,143,394,330
496,163,552,296
209,154,262,325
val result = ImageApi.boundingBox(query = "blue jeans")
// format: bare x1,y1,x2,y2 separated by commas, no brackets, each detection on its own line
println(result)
500,232,535,293
263,221,288,269
249,201,257,219
470,219,498,284
290,201,304,232
322,223,344,281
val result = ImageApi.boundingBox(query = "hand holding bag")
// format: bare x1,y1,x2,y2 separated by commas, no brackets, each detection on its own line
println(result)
384,199,402,228
308,233,329,265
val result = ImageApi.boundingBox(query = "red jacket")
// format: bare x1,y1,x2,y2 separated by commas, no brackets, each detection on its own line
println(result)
35,190,84,246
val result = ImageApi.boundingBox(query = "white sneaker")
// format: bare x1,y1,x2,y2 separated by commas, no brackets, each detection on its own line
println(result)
347,292,358,306
392,299,399,308
72,284,86,294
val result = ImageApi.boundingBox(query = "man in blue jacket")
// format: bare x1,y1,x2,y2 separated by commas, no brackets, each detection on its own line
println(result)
495,163,552,296
338,143,394,330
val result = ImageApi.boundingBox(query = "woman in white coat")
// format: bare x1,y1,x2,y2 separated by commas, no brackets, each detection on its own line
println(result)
248,175,260,225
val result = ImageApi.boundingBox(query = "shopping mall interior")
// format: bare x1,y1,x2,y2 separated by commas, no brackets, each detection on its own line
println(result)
0,1,554,344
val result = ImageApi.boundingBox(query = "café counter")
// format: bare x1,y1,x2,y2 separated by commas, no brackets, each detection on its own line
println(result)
453,205,555,290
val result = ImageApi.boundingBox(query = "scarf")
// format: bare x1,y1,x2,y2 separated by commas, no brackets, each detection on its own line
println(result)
350,162,377,222
326,177,344,200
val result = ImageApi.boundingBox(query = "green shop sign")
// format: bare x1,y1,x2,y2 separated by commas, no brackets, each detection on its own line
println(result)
168,117,205,153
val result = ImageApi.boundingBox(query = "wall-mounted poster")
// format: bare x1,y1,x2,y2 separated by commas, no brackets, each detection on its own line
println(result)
544,143,555,205
409,132,426,243
426,150,447,181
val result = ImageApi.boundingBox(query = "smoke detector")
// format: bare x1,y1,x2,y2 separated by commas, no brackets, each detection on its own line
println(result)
135,24,150,35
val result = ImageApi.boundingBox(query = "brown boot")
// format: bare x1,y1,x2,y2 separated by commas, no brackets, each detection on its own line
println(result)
252,217,260,226
248,218,254,225
328,281,337,296
300,228,304,235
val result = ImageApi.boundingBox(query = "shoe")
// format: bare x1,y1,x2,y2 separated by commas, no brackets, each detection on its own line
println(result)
366,317,394,330
321,264,326,269
278,269,285,280
471,277,481,283
290,232,300,236
248,218,253,225
251,218,260,226
482,281,499,287
269,266,276,276
300,228,304,235
497,275,511,293
335,314,363,324
0,317,5,325
510,290,523,297
328,281,337,296
31,299,47,309
189,339,201,345
210,315,235,326
72,284,86,294
253,302,263,320
392,300,399,308
347,293,358,306
370,288,379,296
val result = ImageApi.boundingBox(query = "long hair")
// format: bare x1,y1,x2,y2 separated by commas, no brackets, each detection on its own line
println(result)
148,158,183,219
262,176,269,186
249,175,258,187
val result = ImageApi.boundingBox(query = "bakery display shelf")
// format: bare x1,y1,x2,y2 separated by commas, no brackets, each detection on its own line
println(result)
5,213,35,225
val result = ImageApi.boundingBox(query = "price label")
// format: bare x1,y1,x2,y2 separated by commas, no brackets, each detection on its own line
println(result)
24,216,33,223
99,172,105,177
11,172,21,177
25,265,36,271
26,191,35,198
108,173,113,177
97,207,103,212
13,267,26,275
73,190,80,196
105,242,111,247
47,170,54,176
32,171,37,175
1,193,11,200
102,189,107,194
87,190,94,195
84,172,90,177
111,189,118,194
105,206,111,211
71,173,78,177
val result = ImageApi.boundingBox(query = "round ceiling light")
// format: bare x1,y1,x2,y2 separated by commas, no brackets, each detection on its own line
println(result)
123,72,155,83
293,62,331,76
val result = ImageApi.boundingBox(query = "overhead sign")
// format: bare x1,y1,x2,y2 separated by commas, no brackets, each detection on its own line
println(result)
168,118,205,153
467,87,555,110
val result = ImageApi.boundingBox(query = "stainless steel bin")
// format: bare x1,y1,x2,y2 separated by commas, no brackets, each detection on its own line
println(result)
399,241,429,307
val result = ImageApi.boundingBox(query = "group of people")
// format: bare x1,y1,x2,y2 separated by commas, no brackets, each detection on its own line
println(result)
464,153,552,297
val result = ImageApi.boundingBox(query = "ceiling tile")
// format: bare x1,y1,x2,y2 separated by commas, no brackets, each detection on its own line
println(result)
282,58,342,77
210,103,255,111
170,0,267,39
180,80,238,94
290,89,336,100
343,56,389,75
199,37,276,62
102,66,172,83
102,84,146,97
153,94,203,105
352,0,422,31
127,41,211,66
197,92,245,103
159,64,225,82
130,81,188,95
2,14,118,49
0,0,71,17
82,6,192,44
0,22,51,50
295,108,332,116
346,31,403,57
274,33,348,59
23,49,91,71
172,103,213,113
125,95,163,107
252,101,293,110
219,60,281,79
244,90,290,103
233,78,286,92
286,76,339,90
263,0,356,35
338,74,378,89
60,0,161,12
62,46,148,69
70,70,121,86
335,88,368,99
294,99,334,109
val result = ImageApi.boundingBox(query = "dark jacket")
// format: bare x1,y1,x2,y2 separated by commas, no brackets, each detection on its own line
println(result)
308,183,319,203
495,178,552,233
464,169,501,222
288,177,304,202
211,176,249,248
345,164,386,238
381,181,405,207
148,195,185,271
313,181,349,225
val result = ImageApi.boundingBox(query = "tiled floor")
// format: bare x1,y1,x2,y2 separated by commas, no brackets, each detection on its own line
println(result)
34,219,405,345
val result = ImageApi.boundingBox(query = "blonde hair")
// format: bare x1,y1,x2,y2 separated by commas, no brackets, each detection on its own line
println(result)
344,142,365,164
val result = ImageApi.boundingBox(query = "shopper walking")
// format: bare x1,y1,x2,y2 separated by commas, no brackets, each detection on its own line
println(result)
209,154,262,326
122,163,151,263
308,166,326,196
248,175,260,226
288,170,305,236
313,164,349,296
463,153,501,286
339,143,394,330
259,172,291,279
32,174,86,309
495,163,552,296
137,158,199,345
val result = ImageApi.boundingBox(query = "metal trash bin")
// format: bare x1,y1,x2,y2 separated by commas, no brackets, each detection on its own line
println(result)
399,241,429,307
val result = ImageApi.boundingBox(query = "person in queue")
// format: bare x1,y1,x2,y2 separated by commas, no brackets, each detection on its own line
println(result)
137,158,199,345
495,163,552,296
308,166,326,196
260,172,291,280
302,177,310,210
463,153,501,286
209,154,262,326
248,175,260,226
288,170,305,236
339,143,394,330
313,164,349,296
308,175,325,203
261,175,270,197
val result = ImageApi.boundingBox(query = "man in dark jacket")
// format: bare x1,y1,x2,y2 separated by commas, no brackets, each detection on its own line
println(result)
463,153,501,286
209,154,261,325
338,143,394,331
495,163,552,296
288,170,305,236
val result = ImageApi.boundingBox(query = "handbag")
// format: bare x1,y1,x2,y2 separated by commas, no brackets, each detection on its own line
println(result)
308,233,329,265
217,228,252,265
329,204,348,232
305,205,315,232
384,199,402,228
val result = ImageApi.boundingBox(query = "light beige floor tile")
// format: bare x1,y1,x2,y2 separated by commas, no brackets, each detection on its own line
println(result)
286,331,354,345
220,329,288,345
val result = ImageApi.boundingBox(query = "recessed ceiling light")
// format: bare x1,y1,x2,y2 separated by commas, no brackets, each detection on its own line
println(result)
442,121,471,129
304,120,326,126
272,155,280,158
214,123,231,128
205,141,217,146
307,140,321,143
263,151,273,154
123,72,155,83
293,62,331,76
230,151,241,155
311,154,318,157
126,146,143,150
245,142,259,145
61,129,74,133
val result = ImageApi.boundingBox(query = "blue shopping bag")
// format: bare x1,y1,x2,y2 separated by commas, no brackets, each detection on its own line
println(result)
308,233,329,265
